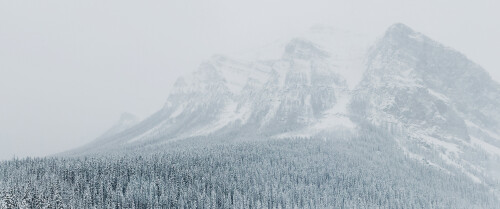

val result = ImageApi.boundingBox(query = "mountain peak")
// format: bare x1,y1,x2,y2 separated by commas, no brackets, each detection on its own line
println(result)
386,23,415,35
381,23,425,44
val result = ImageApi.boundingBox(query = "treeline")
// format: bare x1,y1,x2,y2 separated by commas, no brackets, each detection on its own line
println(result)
0,136,498,208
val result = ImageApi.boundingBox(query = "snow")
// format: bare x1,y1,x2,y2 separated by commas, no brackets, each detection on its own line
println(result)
427,89,450,102
191,101,252,136
470,137,500,156
313,95,355,130
408,33,425,42
235,26,375,90
420,134,460,154
273,94,355,139
439,153,482,183
313,115,354,130
300,29,373,90
464,120,500,156
465,120,500,140
128,28,369,142
403,148,451,174
74,23,500,200
127,120,168,143
169,105,185,118
291,59,313,85
272,61,290,88
260,97,282,128
211,56,272,95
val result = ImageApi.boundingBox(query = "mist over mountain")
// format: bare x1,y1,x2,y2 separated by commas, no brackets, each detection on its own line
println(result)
98,113,140,139
2,23,500,208
67,22,500,197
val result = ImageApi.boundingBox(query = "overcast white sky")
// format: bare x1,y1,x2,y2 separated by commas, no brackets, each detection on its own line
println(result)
0,0,499,160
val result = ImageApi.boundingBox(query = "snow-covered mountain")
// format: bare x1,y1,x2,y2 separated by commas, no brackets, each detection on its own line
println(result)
85,26,372,148
74,23,500,193
351,23,500,186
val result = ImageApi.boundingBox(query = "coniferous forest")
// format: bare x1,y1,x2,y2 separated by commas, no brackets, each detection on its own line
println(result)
1,134,498,208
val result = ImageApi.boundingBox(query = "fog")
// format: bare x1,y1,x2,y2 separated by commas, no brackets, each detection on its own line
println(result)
1,0,499,160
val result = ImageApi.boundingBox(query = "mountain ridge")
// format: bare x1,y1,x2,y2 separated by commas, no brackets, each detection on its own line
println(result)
70,24,500,197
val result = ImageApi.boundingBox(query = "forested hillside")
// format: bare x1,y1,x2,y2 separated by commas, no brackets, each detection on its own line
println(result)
1,134,497,208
